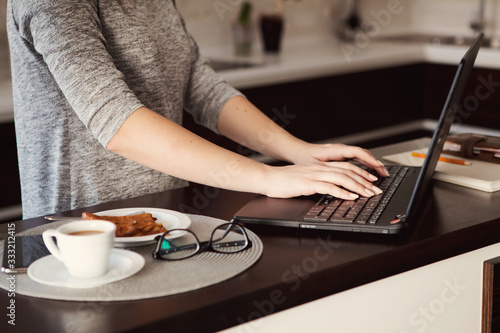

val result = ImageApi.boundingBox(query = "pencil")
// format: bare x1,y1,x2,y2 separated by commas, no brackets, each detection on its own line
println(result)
411,152,472,166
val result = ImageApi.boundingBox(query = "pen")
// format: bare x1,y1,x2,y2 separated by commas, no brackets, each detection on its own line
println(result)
411,152,472,166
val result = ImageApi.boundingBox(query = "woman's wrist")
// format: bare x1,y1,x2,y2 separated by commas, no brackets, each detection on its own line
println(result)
280,140,316,165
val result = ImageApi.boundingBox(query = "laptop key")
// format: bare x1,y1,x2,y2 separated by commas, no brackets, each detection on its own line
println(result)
304,213,323,220
330,217,355,223
355,216,369,224
304,215,329,222
319,211,333,219
303,165,409,225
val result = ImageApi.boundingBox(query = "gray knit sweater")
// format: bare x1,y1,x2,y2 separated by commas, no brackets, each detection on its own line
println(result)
7,0,241,218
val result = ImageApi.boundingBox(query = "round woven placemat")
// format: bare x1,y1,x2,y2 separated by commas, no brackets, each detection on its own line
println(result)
0,214,262,301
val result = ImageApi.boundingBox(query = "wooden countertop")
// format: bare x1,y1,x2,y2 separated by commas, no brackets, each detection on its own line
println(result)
1,138,500,332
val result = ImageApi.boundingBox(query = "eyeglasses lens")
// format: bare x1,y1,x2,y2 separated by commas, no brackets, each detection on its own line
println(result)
211,224,248,253
159,231,199,260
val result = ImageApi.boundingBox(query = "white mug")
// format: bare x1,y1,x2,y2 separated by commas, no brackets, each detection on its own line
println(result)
42,220,116,279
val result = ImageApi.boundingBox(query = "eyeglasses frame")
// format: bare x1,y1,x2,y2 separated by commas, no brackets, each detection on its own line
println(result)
152,222,252,261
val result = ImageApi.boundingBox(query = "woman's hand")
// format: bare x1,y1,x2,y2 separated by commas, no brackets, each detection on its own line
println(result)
261,161,385,200
290,142,390,178
254,142,390,200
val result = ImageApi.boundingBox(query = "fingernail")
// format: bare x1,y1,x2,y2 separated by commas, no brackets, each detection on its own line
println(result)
369,174,378,181
377,160,390,176
349,193,359,199
372,186,383,194
365,188,375,196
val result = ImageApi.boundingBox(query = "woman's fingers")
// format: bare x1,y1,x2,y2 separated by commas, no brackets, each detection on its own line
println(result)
322,162,383,193
308,143,390,177
264,162,384,199
311,182,361,201
313,163,382,198
323,161,378,181
352,157,390,178
338,148,390,178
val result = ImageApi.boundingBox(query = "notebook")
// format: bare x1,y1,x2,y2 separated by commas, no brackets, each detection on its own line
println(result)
232,33,483,235
383,146,500,192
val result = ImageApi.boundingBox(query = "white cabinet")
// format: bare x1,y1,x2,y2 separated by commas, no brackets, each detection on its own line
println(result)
222,242,500,333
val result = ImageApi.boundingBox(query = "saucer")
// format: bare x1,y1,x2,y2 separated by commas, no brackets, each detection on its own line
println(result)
27,249,145,289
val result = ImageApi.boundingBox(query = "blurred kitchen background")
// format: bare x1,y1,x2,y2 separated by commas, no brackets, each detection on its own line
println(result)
1,0,500,222
2,0,499,79
176,0,500,55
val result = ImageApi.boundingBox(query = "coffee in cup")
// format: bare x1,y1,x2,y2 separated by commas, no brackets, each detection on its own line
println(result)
42,220,116,279
68,230,104,236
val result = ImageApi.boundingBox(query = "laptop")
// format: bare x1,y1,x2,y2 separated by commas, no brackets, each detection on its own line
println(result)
233,33,483,235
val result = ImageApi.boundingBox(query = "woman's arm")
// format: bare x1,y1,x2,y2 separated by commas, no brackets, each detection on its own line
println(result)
107,106,383,200
217,96,389,177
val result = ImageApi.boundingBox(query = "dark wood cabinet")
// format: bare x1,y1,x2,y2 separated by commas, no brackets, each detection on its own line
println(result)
185,64,500,155
0,122,20,208
483,256,500,333
242,64,426,142
423,64,500,129
184,64,427,154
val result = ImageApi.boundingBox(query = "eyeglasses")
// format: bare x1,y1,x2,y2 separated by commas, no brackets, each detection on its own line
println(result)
152,222,252,260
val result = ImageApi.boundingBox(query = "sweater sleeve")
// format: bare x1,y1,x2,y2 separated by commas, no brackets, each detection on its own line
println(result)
12,0,144,147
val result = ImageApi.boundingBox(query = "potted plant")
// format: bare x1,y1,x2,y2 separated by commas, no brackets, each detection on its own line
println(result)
232,1,254,57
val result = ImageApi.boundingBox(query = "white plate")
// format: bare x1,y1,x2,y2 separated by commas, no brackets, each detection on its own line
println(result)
92,207,191,247
27,249,145,289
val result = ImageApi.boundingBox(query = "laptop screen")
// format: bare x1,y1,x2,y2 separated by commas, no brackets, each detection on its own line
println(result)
404,33,483,222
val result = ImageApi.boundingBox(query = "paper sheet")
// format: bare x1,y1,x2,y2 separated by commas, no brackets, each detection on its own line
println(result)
383,148,500,192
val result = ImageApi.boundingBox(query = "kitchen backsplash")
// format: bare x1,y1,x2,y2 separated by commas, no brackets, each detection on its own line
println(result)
411,0,500,36
176,0,342,49
177,0,500,51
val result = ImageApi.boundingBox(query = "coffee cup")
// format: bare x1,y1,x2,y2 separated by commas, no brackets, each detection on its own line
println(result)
42,220,116,279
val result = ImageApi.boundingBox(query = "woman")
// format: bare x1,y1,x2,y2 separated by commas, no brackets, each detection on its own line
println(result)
7,0,388,219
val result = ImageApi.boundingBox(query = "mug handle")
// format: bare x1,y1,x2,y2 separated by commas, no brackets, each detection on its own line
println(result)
42,229,63,261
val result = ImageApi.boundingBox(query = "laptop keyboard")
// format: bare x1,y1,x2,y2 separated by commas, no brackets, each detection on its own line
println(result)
303,166,409,224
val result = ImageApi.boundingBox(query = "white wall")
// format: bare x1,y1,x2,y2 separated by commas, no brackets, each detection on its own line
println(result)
176,0,341,53
176,0,498,52
410,0,500,36
176,0,414,50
